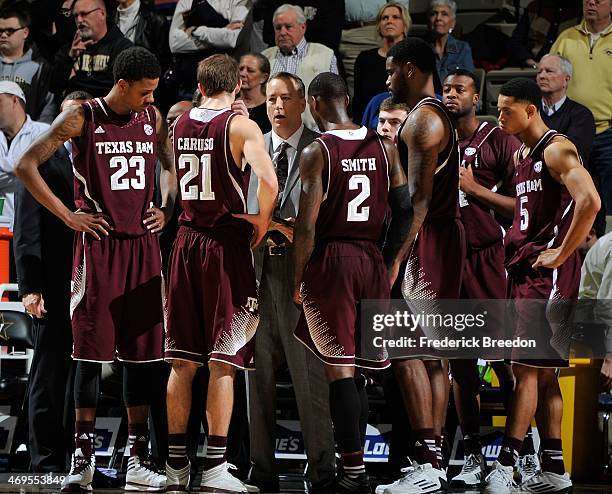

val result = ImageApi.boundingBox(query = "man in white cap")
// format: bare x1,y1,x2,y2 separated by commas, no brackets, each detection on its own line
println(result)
0,80,48,233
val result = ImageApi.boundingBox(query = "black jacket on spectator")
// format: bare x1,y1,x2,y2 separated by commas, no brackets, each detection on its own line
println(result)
13,145,75,473
50,25,133,98
14,146,74,301
117,3,171,72
541,97,596,165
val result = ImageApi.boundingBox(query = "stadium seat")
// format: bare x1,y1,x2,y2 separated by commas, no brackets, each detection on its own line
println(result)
485,67,537,115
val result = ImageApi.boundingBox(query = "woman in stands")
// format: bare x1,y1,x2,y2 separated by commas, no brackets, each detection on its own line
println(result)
427,0,475,85
352,2,411,124
239,52,271,134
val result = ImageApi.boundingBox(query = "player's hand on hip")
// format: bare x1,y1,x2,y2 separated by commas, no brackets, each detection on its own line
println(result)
531,248,564,269
387,261,401,288
65,211,112,240
144,205,171,233
292,287,303,307
22,293,46,319
232,213,271,248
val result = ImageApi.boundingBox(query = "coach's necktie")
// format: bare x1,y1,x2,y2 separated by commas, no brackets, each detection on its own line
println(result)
274,141,290,203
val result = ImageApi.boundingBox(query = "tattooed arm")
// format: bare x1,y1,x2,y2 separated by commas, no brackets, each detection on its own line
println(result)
395,106,446,253
292,141,324,305
15,105,112,239
144,106,178,233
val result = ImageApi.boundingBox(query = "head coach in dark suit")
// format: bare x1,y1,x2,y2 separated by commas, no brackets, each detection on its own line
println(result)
246,72,335,492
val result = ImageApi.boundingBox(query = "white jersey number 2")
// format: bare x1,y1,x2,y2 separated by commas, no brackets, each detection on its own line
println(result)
347,174,370,222
178,153,216,201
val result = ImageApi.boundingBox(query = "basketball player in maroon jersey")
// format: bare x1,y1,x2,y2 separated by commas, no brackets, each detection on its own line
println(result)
442,69,520,487
15,47,175,492
292,72,412,494
163,54,277,494
484,78,600,494
376,37,464,494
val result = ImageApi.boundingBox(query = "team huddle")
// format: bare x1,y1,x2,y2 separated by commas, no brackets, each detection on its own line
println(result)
14,37,599,494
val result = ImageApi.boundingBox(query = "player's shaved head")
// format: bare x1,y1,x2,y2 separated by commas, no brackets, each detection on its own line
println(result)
167,100,192,127
308,72,348,101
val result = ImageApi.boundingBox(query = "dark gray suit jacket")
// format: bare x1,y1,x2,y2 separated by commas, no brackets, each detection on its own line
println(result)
247,126,319,280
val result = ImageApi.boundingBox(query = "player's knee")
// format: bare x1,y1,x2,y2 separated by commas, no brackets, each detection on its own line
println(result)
208,360,236,379
171,359,199,378
512,363,539,385
325,365,354,383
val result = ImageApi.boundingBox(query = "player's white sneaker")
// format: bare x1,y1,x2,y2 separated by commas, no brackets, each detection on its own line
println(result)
518,453,542,483
483,461,516,494
164,461,190,493
450,452,487,487
382,462,447,494
227,463,260,493
521,470,572,493
200,462,251,493
125,456,166,491
375,465,415,494
61,448,95,492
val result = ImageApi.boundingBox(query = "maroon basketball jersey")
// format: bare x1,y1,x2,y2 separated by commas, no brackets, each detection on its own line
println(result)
172,108,251,232
73,98,157,236
314,127,391,243
504,130,576,270
458,122,520,251
397,97,460,221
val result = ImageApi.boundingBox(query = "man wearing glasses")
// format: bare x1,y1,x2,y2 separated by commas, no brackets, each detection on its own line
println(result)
50,0,132,98
0,7,56,123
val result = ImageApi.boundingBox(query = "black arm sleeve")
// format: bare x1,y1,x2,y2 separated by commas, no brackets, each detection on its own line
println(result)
382,183,413,267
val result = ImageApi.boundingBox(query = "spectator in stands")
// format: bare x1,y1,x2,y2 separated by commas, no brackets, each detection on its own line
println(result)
261,0,344,54
579,228,612,392
239,52,271,133
0,7,57,123
50,0,132,97
427,0,474,84
114,0,170,72
14,90,92,473
262,4,338,130
340,0,410,97
169,0,251,99
376,97,408,143
536,54,596,164
508,0,581,68
352,2,410,124
551,0,612,212
0,81,48,232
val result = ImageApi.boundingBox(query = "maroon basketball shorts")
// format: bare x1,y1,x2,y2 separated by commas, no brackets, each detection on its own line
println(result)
294,240,390,369
507,251,581,368
164,226,259,369
393,219,466,358
460,241,507,360
461,241,506,299
70,232,164,363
